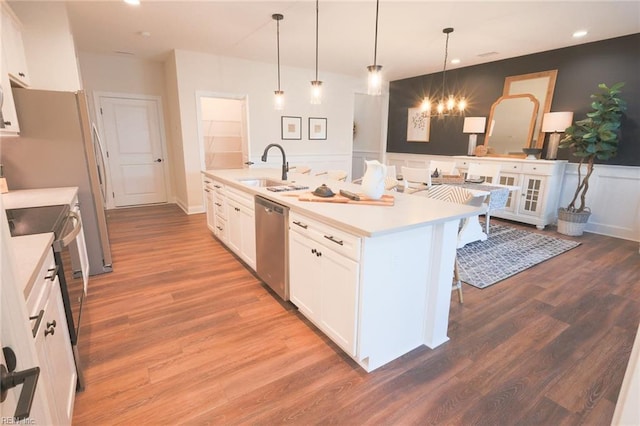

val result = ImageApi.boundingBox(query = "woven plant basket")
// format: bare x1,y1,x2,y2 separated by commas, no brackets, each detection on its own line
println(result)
557,208,591,236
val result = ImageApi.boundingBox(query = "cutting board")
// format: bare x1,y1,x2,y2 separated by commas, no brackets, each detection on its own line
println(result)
291,192,395,206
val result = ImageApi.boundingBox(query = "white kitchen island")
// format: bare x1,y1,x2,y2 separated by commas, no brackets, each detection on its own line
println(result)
202,168,483,372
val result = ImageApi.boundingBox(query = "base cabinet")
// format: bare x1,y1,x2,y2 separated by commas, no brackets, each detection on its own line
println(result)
454,156,567,229
289,213,360,356
225,187,256,270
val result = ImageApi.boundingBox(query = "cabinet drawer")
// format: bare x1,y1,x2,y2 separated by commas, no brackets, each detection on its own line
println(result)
501,162,523,173
214,215,228,241
226,186,254,210
213,196,227,218
522,163,553,175
26,248,56,330
290,212,361,262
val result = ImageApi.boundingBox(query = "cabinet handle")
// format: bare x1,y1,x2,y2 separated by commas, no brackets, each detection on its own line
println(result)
204,180,211,184
215,202,222,207
214,185,222,189
235,207,240,212
204,188,211,193
3,121,11,126
44,321,56,337
28,310,45,338
18,72,26,78
1,347,40,421
324,235,344,246
44,266,59,281
311,248,316,254
293,221,308,229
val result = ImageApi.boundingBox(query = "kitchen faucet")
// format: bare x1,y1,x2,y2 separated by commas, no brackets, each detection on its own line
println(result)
261,143,288,180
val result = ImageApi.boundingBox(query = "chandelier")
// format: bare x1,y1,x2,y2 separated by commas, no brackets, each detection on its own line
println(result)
421,28,466,116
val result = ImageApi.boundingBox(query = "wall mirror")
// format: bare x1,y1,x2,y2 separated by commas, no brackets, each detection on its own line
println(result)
503,69,558,149
485,94,539,156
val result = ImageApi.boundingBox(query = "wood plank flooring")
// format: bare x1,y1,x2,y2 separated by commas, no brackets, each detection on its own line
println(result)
72,204,639,425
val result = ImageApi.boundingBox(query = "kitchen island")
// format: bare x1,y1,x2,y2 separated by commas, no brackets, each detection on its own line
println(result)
202,168,482,372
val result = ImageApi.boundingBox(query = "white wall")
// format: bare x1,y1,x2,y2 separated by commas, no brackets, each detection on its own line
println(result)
11,1,80,91
170,49,366,213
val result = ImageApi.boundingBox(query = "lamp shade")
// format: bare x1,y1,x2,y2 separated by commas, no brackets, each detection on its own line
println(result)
463,117,486,134
542,112,573,132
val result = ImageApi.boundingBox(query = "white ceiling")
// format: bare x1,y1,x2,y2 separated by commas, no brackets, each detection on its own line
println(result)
56,1,640,81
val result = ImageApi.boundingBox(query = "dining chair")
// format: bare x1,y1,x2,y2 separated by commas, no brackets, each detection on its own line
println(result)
424,185,476,303
428,160,457,176
466,162,502,233
401,166,431,191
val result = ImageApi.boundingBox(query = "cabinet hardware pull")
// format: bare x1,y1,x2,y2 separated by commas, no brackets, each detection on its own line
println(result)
204,189,211,193
1,347,40,420
44,266,59,281
214,185,222,189
317,251,322,257
293,221,308,229
311,248,316,254
3,121,10,126
18,72,25,77
44,326,55,337
215,202,222,207
29,310,45,338
46,320,56,329
324,235,344,246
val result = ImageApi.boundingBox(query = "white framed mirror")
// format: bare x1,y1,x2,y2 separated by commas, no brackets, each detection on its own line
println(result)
503,69,558,149
485,94,539,156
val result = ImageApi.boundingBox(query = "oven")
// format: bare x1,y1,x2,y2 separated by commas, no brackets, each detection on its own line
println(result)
6,204,88,390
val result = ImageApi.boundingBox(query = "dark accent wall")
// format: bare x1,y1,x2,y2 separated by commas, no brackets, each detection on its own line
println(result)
387,34,640,166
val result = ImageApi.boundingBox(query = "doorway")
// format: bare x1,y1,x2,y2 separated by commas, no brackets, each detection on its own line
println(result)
196,93,249,171
352,93,385,180
95,93,169,208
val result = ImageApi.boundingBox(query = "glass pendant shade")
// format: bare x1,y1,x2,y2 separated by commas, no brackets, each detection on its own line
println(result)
367,65,382,96
310,81,322,104
274,90,284,110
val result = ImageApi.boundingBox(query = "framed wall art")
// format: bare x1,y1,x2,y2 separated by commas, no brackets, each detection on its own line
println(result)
309,117,327,140
281,116,302,140
407,107,430,142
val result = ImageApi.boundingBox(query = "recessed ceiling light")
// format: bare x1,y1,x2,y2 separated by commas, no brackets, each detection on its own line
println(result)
573,30,588,38
124,0,140,5
451,58,461,65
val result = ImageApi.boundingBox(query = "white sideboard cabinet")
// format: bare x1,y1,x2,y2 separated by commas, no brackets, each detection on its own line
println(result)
454,156,567,229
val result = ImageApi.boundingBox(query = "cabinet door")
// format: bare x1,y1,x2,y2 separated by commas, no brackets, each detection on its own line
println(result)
518,175,546,217
498,173,521,213
226,198,242,254
35,278,77,426
289,231,321,320
204,187,215,232
1,6,30,87
320,247,359,356
238,205,256,270
1,50,20,134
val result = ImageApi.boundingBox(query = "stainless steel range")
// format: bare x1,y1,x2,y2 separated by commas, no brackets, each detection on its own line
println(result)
6,204,87,390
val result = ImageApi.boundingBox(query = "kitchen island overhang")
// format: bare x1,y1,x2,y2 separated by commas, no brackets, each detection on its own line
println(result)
203,168,482,372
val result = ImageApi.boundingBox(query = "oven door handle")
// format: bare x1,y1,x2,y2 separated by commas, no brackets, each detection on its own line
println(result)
60,211,82,247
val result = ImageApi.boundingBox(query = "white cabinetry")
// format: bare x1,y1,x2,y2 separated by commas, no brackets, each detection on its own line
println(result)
27,248,76,426
289,212,360,356
1,2,30,87
203,178,228,242
225,186,256,269
454,156,567,229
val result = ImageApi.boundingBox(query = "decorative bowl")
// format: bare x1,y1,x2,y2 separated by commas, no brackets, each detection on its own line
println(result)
522,148,543,159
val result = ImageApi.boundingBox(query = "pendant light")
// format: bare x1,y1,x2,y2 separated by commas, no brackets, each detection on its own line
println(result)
421,28,466,116
310,0,323,104
273,13,285,110
367,0,382,96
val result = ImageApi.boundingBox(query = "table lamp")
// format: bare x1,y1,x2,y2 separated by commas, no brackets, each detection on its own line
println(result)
542,112,573,160
463,117,486,155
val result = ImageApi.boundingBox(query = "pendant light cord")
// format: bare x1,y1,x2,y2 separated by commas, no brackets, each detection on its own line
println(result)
441,30,450,97
315,0,319,81
373,0,379,66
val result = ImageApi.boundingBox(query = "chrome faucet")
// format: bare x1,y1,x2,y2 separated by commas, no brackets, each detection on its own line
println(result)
261,143,288,181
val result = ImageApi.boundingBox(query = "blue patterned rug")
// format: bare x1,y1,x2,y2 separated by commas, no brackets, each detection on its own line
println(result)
457,223,581,289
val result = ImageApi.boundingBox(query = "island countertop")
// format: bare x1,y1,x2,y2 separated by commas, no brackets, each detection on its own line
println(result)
203,168,482,238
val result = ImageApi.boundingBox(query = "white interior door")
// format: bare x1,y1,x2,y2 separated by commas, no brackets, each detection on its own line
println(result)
99,95,168,207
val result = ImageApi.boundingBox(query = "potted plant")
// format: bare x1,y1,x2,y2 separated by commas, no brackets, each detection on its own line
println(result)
557,82,627,236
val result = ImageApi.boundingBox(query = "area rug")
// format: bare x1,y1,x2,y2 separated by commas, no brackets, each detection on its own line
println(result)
457,223,581,289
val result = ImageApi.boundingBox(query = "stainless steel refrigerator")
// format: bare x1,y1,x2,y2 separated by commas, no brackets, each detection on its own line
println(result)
2,88,113,274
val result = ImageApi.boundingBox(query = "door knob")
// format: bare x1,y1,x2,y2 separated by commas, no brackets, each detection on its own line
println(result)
155,158,163,163
1,347,40,420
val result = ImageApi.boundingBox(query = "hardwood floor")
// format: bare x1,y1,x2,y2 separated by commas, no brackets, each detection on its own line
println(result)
72,204,639,425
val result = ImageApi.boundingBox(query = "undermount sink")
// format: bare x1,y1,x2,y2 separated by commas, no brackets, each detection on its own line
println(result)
237,178,285,187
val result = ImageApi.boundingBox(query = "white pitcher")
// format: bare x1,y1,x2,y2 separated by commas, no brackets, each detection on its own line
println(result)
361,160,387,200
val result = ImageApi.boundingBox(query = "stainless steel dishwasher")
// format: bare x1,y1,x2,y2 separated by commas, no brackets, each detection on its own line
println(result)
255,195,289,300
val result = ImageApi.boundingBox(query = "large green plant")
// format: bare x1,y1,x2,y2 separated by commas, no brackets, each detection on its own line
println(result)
559,82,627,213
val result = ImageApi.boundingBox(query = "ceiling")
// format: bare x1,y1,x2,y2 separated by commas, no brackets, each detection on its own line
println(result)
55,1,640,82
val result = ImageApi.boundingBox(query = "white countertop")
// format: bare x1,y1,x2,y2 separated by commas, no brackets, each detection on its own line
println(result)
2,187,79,209
12,233,55,298
203,169,482,238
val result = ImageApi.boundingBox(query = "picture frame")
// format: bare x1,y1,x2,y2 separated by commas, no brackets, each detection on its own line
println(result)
309,117,327,140
407,107,430,142
281,116,302,140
